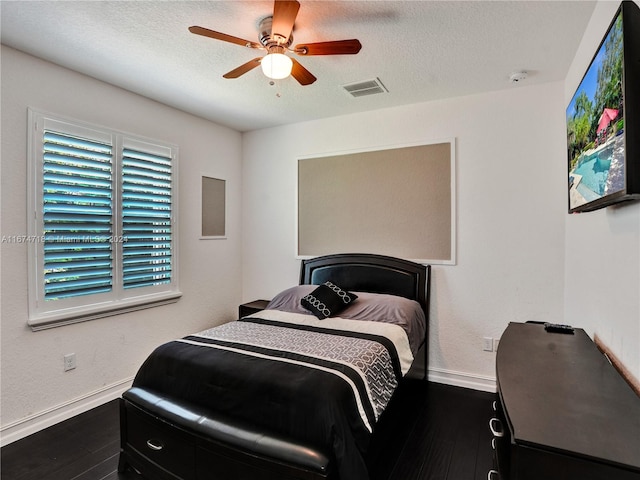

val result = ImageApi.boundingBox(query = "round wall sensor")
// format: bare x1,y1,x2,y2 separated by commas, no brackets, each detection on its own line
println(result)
510,71,528,83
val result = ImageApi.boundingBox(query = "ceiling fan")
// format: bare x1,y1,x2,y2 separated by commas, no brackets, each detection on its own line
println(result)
189,0,362,86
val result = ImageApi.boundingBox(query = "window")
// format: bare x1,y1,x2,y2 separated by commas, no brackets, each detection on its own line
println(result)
27,109,180,329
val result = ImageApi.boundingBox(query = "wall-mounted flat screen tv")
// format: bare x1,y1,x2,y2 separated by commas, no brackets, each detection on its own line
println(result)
566,1,640,213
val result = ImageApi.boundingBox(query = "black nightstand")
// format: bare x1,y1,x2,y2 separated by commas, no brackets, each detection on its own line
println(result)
238,299,270,318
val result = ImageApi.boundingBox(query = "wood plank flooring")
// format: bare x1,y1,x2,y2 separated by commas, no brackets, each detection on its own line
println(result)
1,381,496,480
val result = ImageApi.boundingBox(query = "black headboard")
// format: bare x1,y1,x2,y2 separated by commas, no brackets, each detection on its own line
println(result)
299,253,430,316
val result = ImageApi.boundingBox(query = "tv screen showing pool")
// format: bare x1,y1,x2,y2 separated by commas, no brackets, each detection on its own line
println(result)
566,7,625,213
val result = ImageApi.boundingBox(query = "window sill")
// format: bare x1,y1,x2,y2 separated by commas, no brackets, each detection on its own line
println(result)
28,291,182,331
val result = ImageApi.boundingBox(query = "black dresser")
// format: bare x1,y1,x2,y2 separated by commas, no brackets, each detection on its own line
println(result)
491,322,640,480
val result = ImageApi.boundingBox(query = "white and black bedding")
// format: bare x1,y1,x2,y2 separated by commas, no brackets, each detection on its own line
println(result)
267,285,427,355
121,253,431,480
131,300,424,480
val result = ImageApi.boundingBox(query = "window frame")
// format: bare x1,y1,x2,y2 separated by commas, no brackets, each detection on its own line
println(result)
27,109,181,330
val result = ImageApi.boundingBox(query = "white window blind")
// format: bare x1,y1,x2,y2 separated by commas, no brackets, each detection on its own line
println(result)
121,147,173,289
28,110,180,329
42,131,114,300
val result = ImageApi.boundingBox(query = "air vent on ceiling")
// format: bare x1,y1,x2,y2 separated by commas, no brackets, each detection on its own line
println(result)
342,78,388,97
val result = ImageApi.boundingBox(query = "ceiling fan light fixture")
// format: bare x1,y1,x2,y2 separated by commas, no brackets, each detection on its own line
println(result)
261,53,293,80
189,0,360,86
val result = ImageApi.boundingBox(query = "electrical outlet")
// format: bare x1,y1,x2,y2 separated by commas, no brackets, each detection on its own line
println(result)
483,337,494,352
493,338,500,352
64,353,76,371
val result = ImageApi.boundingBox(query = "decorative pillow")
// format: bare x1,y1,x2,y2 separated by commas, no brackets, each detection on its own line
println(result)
300,282,358,319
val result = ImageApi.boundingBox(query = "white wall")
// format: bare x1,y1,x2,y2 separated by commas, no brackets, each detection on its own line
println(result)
564,1,640,382
242,81,568,390
0,46,243,443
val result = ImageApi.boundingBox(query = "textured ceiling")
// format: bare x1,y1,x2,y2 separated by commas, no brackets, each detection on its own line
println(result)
1,1,596,132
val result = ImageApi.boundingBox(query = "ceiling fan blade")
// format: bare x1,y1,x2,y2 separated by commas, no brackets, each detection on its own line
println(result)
290,58,317,86
223,58,262,79
189,26,260,49
271,0,300,43
295,39,362,56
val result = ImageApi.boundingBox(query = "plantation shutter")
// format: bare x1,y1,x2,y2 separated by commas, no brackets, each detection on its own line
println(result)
121,147,173,289
29,110,181,329
42,131,114,300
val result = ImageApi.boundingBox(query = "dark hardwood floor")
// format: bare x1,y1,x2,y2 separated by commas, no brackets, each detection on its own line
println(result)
1,381,496,480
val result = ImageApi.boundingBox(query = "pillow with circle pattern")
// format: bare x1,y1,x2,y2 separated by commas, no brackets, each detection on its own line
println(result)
301,281,358,319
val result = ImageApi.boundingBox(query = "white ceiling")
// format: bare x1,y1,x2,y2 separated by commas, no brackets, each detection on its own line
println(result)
1,1,596,132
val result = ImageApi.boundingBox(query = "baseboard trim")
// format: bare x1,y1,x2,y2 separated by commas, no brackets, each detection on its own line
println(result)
594,334,640,397
1,368,496,447
428,367,497,393
0,376,134,447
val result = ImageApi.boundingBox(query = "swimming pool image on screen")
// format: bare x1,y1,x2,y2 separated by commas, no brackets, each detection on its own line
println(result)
569,134,625,204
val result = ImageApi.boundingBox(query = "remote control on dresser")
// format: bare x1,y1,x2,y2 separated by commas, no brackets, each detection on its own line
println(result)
544,323,574,334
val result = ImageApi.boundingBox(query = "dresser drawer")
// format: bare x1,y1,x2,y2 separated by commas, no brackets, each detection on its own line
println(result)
124,402,196,479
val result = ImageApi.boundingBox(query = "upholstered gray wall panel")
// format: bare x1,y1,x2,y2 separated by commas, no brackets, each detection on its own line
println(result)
298,142,454,263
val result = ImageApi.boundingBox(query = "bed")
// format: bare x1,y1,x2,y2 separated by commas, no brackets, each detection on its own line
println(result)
118,253,430,480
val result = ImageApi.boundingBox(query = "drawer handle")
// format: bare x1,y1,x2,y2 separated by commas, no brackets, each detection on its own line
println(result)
488,469,500,480
491,438,496,450
492,400,497,411
146,438,164,451
489,418,504,438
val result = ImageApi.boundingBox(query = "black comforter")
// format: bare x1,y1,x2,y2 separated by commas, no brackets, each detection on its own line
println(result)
131,311,413,480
